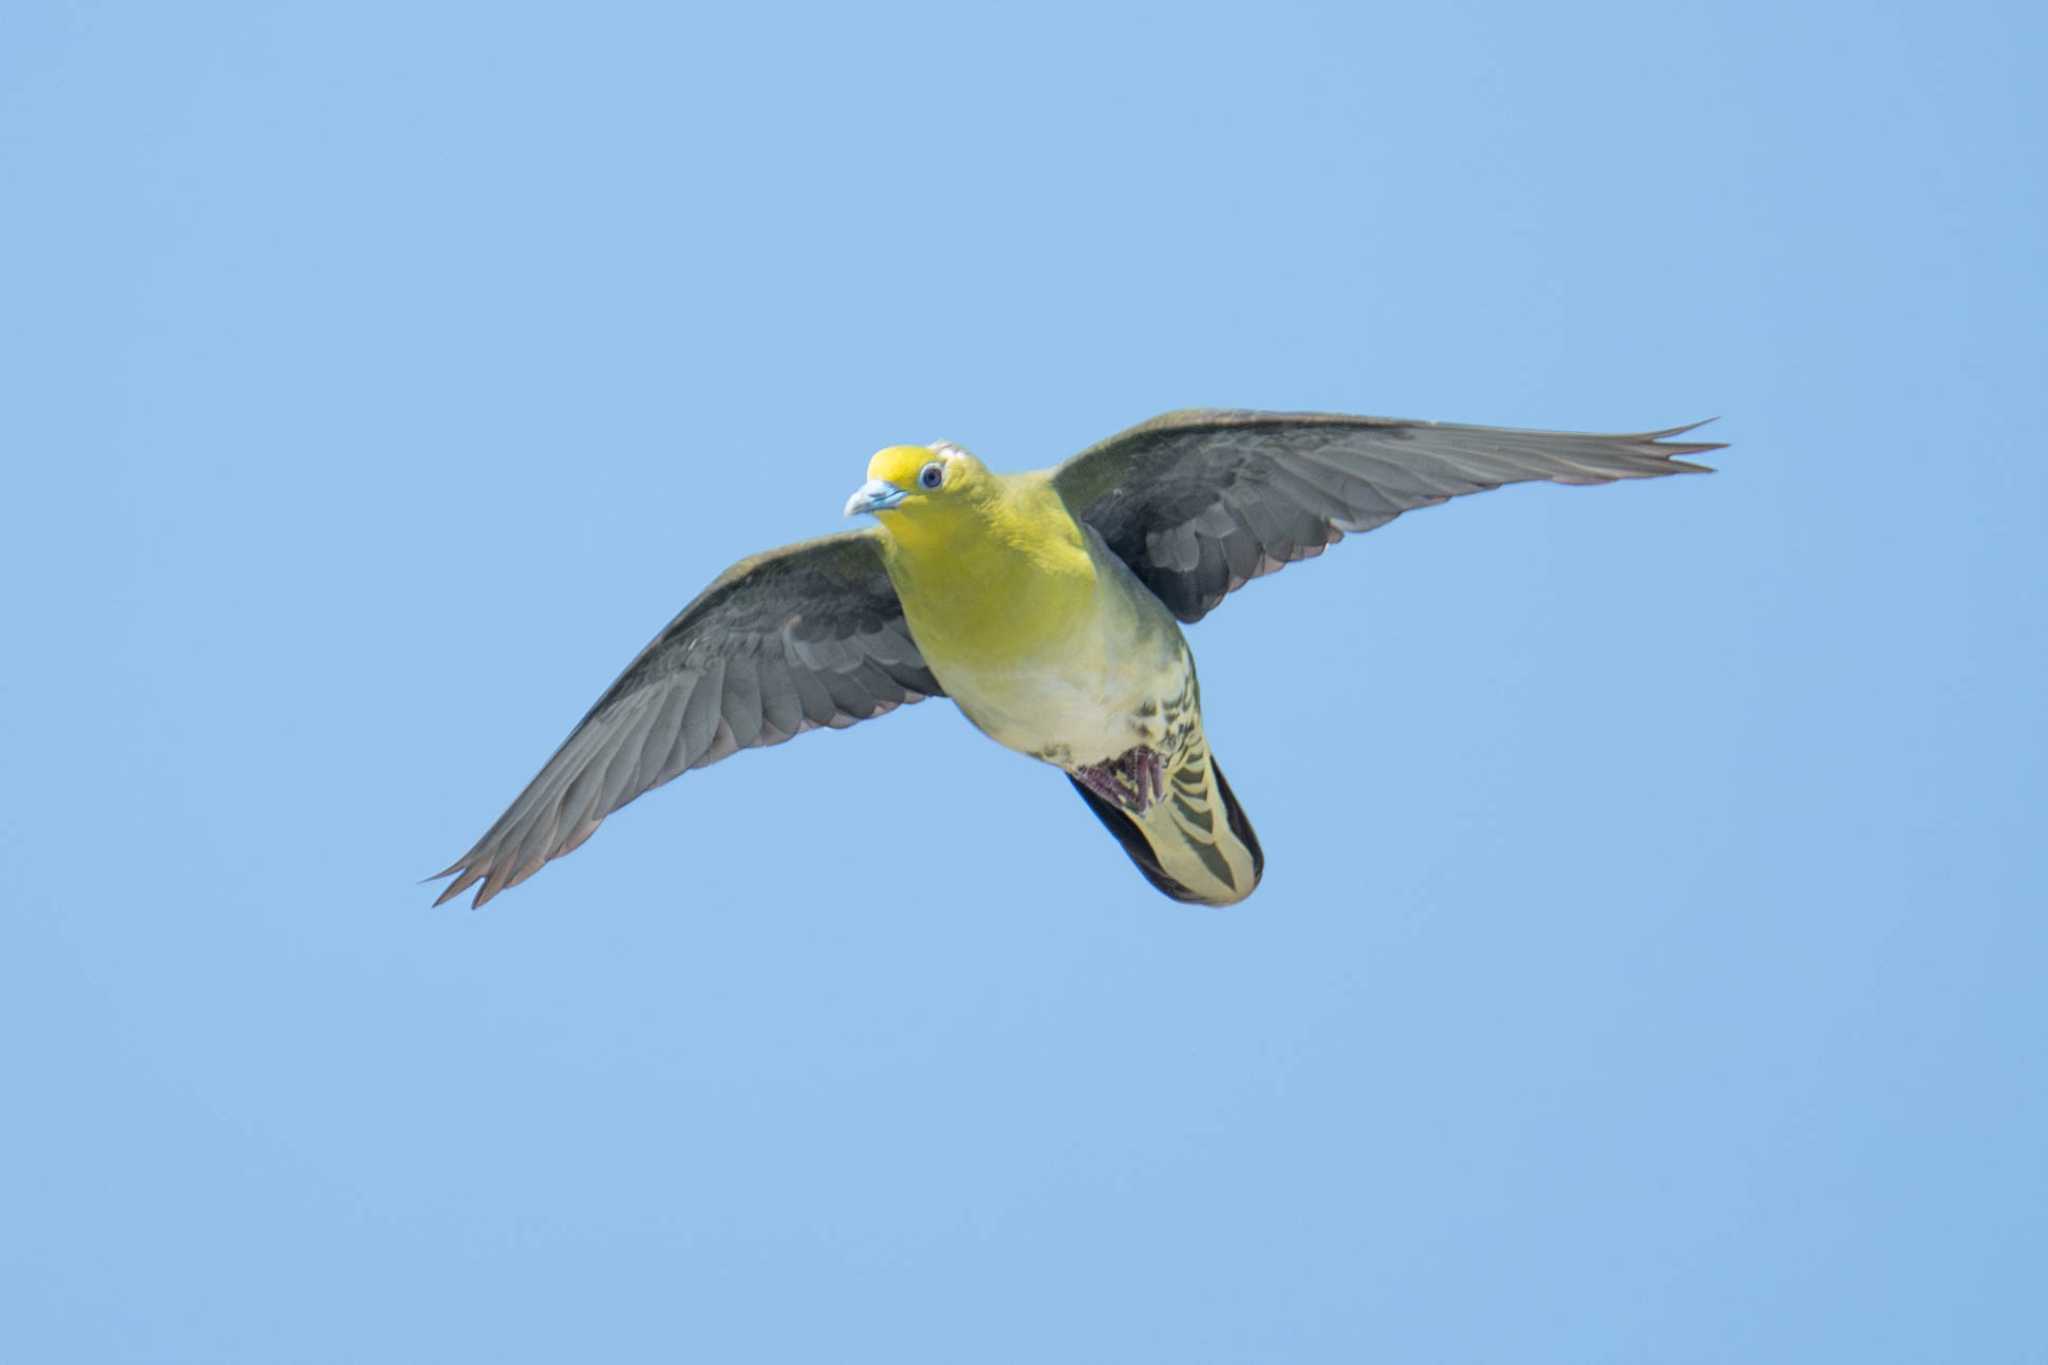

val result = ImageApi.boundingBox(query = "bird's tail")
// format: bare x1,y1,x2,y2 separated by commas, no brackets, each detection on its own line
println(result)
1067,731,1264,906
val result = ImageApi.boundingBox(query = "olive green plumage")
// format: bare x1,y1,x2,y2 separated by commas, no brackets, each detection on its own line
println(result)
433,410,1720,908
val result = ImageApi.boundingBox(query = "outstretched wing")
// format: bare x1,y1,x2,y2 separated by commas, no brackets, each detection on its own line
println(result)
1050,410,1722,623
432,530,940,908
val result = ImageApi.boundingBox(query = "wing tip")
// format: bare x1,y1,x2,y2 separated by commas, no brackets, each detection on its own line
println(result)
424,854,510,910
426,863,483,909
1624,418,1724,475
1649,415,1725,454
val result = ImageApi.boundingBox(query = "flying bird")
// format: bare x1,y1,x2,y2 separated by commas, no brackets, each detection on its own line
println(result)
433,410,1719,908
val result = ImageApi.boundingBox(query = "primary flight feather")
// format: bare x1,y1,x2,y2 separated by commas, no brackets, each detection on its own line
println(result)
433,409,1720,908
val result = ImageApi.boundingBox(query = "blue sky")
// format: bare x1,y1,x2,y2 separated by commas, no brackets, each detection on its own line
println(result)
4,1,2043,1360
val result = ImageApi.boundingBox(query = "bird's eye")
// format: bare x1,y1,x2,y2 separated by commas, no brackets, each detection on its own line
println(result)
918,462,945,491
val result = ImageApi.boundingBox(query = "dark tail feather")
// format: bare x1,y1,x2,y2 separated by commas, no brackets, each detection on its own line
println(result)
1211,758,1265,884
1066,754,1265,905
1068,773,1205,903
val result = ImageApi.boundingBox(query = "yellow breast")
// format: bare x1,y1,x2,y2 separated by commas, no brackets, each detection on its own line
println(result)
877,474,1099,673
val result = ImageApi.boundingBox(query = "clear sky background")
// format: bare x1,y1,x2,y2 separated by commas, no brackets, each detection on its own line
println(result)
4,2,2043,1361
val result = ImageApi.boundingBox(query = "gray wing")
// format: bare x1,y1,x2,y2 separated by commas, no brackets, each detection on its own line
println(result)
431,530,940,908
1050,410,1722,623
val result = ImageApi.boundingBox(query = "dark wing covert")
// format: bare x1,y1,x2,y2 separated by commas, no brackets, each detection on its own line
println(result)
432,530,939,907
1051,410,1722,623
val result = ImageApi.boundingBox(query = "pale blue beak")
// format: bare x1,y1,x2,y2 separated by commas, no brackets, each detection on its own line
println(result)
844,478,908,518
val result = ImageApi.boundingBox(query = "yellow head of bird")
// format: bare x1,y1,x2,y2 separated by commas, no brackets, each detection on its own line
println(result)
843,442,983,520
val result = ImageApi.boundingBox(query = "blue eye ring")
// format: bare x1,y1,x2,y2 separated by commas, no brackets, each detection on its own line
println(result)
918,462,945,491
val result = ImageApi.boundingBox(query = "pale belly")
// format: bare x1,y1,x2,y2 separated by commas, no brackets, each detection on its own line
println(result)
939,621,1191,769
